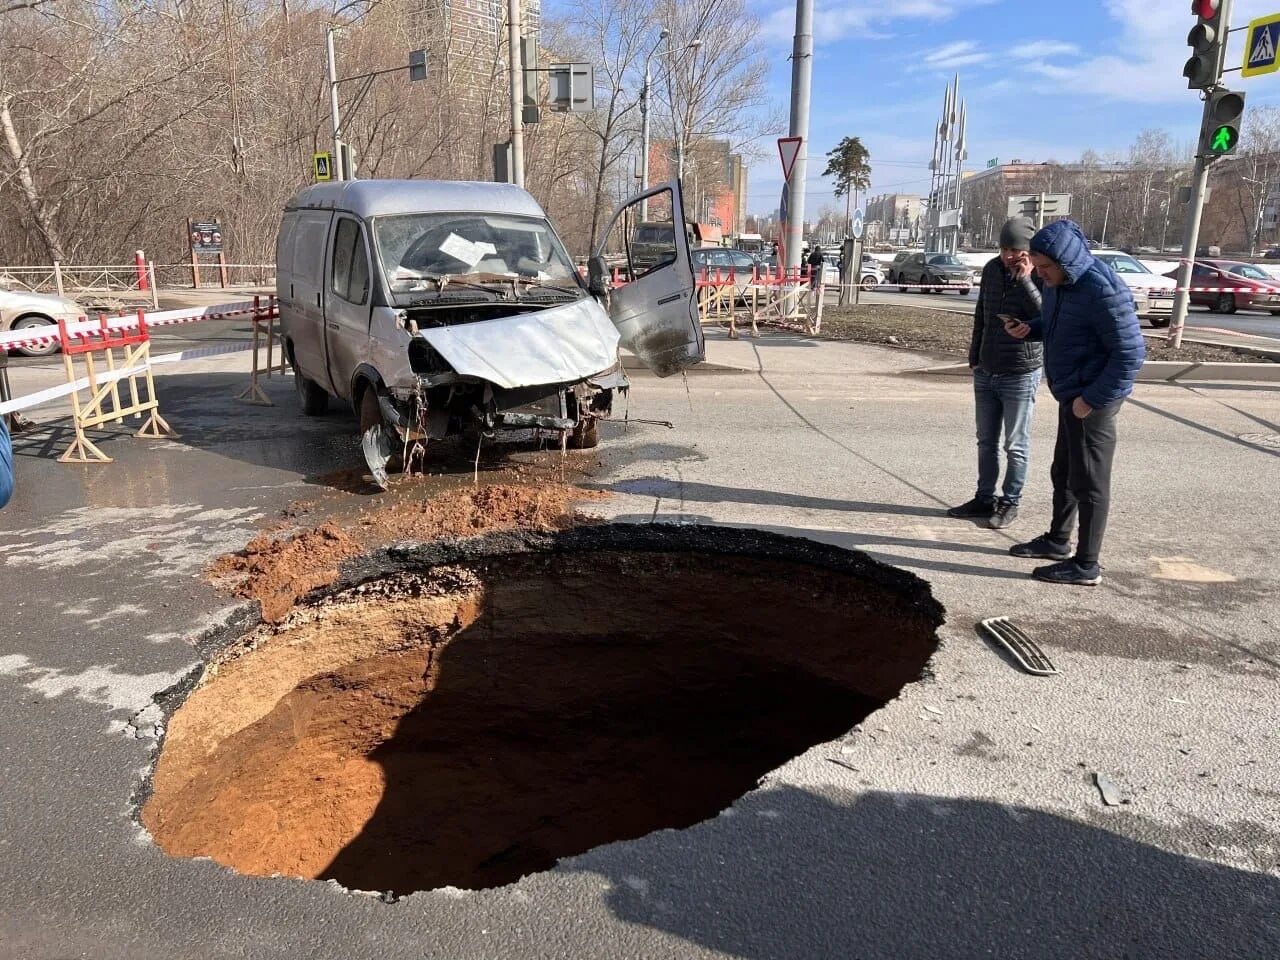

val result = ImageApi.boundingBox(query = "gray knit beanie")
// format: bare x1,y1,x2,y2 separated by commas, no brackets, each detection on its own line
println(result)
999,216,1035,251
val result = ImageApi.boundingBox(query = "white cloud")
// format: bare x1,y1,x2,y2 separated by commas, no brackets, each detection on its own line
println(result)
760,0,995,46
924,41,980,64
1009,40,1080,60
927,51,991,69
1018,0,1280,104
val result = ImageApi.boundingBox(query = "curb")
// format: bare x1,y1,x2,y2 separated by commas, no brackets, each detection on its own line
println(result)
1143,331,1280,360
911,359,1280,384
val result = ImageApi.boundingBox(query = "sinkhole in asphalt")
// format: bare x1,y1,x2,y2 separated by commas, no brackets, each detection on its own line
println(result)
142,526,943,896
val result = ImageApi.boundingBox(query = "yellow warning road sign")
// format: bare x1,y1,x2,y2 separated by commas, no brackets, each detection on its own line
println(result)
313,152,334,182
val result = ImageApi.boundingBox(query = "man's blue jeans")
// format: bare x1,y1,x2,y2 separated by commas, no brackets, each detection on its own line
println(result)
973,368,1041,506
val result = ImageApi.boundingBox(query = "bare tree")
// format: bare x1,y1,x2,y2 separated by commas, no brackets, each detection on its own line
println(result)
1230,105,1280,254
654,0,774,179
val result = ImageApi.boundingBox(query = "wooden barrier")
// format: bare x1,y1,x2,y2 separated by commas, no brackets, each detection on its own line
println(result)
235,295,281,405
57,312,177,464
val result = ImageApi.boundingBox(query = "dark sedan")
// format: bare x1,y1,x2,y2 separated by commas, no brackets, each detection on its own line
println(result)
890,252,973,295
1163,259,1280,314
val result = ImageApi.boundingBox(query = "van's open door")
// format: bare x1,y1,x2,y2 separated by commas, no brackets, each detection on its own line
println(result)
594,181,704,377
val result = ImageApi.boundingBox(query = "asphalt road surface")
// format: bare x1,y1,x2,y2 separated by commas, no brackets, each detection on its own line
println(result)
0,333,1276,959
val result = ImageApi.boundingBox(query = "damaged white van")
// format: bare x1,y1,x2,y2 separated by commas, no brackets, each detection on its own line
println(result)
276,178,702,484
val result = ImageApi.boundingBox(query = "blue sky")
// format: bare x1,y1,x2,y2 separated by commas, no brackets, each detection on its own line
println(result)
746,0,1280,216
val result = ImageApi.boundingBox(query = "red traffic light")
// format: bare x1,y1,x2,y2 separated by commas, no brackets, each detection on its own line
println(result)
1193,0,1218,17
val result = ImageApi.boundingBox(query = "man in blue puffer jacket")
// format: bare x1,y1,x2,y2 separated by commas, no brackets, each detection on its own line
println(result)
0,415,13,509
1004,219,1145,586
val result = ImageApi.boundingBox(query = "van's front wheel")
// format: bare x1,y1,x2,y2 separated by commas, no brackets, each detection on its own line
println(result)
567,417,600,449
359,387,401,489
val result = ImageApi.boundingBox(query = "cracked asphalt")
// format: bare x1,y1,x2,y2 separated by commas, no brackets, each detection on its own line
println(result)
0,329,1277,959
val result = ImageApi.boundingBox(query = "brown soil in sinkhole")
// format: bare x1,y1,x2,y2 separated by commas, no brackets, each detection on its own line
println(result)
145,546,940,896
207,483,602,622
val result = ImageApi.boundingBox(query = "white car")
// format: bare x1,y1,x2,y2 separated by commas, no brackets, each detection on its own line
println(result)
820,254,884,290
0,284,85,357
1092,251,1176,327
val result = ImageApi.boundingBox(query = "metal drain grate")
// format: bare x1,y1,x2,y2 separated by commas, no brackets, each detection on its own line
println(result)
1239,432,1280,449
978,617,1058,676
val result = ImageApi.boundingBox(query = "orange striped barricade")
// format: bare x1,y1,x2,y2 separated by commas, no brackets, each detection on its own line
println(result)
57,312,177,464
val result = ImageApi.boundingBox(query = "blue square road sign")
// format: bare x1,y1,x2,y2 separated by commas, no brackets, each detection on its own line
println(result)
1242,15,1280,78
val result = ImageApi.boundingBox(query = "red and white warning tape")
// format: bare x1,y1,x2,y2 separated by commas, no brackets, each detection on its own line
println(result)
0,340,258,416
0,300,275,353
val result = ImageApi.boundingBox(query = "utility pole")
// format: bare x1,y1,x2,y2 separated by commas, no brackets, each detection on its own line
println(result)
783,0,813,276
640,64,652,219
326,26,343,182
673,40,702,183
639,29,670,223
508,0,525,187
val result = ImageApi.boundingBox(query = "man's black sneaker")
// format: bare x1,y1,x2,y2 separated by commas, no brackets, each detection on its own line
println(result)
1032,559,1102,586
947,497,996,519
989,502,1018,529
1010,534,1071,560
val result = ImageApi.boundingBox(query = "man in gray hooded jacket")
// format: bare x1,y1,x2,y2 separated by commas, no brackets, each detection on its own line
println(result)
948,216,1044,529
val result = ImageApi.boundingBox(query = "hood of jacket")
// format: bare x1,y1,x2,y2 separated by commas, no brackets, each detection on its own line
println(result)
1030,219,1093,284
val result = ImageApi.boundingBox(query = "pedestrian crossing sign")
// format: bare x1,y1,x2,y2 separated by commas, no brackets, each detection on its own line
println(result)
313,152,334,182
1242,14,1280,78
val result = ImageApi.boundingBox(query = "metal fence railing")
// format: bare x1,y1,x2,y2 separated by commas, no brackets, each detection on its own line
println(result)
1,260,276,303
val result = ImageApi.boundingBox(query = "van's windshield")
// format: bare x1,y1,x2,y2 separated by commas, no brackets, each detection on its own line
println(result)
374,212,580,298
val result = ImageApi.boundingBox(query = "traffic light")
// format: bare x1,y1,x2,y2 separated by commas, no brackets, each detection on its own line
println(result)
1200,88,1246,160
1185,0,1228,89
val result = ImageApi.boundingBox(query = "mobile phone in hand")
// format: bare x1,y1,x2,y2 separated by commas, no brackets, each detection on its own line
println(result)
998,314,1018,328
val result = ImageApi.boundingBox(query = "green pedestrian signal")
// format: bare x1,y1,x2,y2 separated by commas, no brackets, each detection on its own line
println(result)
1199,88,1245,162
1210,125,1237,153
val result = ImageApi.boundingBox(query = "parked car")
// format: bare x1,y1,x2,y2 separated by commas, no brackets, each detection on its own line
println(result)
889,252,973,294
276,178,703,486
1162,258,1280,315
1092,251,1177,328
856,254,884,291
1264,248,1280,259
691,247,760,300
0,283,85,357
887,251,914,282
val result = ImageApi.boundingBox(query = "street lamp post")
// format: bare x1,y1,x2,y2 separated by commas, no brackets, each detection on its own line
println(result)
639,28,670,222
671,38,702,183
323,27,426,183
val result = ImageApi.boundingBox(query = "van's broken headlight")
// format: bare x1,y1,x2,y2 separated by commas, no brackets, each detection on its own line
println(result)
408,340,454,375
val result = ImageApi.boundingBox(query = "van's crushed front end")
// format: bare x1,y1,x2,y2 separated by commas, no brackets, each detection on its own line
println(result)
363,295,628,482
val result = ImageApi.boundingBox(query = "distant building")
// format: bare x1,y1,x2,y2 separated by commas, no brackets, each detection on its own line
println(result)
957,160,1128,246
414,0,542,71
866,193,923,243
648,139,748,237
408,0,541,171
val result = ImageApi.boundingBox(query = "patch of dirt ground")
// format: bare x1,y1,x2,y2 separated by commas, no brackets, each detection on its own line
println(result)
208,483,605,621
819,304,1277,364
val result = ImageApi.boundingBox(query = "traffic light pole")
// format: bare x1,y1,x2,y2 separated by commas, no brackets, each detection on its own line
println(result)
1169,103,1213,351
1171,0,1236,349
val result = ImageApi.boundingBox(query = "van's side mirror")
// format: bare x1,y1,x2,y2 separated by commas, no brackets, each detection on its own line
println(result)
587,255,610,298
